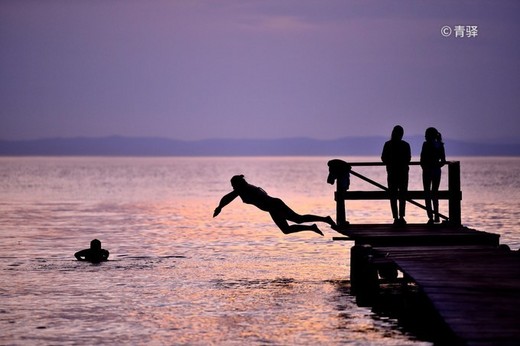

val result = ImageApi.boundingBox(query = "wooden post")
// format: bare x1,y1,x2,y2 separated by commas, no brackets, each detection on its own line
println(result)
328,159,351,227
448,161,462,226
336,186,347,227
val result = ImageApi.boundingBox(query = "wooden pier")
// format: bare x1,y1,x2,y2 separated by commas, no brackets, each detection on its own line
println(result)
328,161,520,345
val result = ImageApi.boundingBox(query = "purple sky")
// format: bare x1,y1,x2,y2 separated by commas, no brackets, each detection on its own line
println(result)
1,0,519,142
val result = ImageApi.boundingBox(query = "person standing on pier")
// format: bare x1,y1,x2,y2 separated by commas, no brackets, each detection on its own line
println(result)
213,175,336,236
420,127,446,224
381,125,411,225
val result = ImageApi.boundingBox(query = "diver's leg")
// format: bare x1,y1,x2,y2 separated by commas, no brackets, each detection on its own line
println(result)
291,213,335,226
272,198,335,226
270,212,324,236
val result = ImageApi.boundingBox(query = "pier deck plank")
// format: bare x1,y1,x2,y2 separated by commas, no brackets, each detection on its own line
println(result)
333,224,500,247
391,249,520,346
333,224,519,345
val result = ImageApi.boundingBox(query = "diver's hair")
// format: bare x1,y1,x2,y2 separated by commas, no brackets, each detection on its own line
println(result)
231,175,246,186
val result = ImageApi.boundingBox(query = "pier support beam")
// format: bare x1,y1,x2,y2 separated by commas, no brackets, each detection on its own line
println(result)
350,245,379,305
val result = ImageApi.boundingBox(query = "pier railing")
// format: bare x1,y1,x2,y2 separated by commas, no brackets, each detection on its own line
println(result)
332,161,461,226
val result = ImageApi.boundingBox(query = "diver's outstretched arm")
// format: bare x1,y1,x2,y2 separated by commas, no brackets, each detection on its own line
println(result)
213,191,239,217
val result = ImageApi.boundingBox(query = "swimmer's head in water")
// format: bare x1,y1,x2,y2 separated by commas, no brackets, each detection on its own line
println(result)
90,239,101,250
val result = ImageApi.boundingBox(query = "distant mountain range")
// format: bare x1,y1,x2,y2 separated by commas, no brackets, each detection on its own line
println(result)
0,136,519,156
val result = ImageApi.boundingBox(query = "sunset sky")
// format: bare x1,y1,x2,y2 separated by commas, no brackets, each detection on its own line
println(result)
1,0,519,142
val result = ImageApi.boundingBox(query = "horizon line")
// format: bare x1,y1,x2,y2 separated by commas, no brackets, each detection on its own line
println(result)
1,134,519,145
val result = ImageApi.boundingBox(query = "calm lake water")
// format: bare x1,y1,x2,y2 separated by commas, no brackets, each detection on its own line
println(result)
1,156,519,345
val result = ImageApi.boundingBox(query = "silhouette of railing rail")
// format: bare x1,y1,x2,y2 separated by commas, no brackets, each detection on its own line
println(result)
332,161,461,227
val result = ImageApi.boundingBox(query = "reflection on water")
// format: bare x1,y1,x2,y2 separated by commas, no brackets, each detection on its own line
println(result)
1,156,518,345
2,256,424,345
